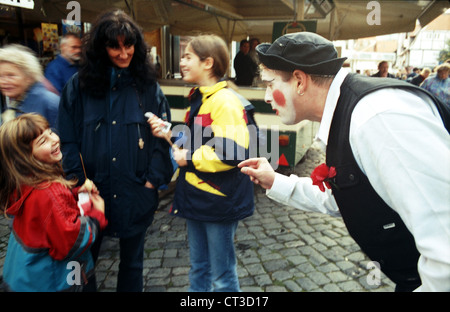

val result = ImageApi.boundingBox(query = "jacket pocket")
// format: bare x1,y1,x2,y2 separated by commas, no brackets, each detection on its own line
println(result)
81,116,108,177
185,172,227,197
194,169,240,197
122,117,150,181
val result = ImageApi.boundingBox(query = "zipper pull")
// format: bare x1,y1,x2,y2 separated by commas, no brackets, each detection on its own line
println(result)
137,124,144,149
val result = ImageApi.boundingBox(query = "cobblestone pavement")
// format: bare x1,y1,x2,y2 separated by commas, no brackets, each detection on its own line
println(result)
0,143,395,292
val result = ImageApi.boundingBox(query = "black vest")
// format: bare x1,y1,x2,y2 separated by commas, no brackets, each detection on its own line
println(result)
326,73,448,290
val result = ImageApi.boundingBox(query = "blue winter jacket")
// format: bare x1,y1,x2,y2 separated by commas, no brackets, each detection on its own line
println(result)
2,81,59,127
44,55,78,94
57,69,174,238
171,82,254,222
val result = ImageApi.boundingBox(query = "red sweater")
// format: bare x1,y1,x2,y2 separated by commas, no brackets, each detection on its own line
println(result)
6,182,107,260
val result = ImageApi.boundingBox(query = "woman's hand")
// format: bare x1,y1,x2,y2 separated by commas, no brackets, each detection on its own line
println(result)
145,181,155,189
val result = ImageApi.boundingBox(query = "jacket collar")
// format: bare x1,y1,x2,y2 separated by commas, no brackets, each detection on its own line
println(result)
109,67,133,89
315,68,348,148
198,81,227,99
186,81,227,126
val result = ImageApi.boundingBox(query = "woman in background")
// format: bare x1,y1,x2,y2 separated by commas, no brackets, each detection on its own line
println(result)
0,44,59,127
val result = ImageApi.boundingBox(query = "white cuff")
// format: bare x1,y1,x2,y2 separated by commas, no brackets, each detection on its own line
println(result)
266,173,298,205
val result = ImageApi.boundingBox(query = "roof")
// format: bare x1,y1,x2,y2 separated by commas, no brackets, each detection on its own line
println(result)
14,0,450,42
423,12,450,31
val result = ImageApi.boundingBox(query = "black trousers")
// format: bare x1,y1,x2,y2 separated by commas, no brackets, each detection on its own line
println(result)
83,230,147,292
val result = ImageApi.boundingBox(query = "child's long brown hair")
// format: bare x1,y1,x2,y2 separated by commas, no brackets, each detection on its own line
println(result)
0,113,76,212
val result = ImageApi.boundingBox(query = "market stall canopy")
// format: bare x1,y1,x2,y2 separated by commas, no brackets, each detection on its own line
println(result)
10,0,450,42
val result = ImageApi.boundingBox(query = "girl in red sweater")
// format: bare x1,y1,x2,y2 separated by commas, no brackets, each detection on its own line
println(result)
0,113,107,291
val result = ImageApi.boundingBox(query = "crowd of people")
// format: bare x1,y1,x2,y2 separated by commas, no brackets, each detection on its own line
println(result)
365,60,449,104
0,8,449,293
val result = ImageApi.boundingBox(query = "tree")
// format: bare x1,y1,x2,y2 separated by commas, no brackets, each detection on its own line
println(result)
438,39,450,63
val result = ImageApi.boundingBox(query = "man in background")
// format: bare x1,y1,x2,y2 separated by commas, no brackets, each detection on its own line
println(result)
45,32,81,94
234,39,257,86
371,60,395,78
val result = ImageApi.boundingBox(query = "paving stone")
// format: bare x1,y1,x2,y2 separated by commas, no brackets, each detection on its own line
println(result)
322,283,342,292
171,275,189,287
327,271,350,283
286,255,308,266
283,280,303,292
338,280,365,292
316,236,338,247
254,274,272,287
263,259,290,272
316,263,340,273
346,251,366,262
245,263,266,276
241,286,264,292
266,286,287,292
296,277,319,291
308,271,331,286
272,270,294,281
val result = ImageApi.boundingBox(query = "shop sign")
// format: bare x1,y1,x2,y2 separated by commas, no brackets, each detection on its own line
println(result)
0,0,34,10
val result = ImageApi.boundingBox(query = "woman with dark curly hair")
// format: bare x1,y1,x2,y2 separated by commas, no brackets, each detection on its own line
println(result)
78,9,157,96
57,9,174,292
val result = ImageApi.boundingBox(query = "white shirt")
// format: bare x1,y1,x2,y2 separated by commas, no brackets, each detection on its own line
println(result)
267,69,450,291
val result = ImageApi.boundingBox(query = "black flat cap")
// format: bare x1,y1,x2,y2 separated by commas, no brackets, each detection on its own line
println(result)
256,32,346,75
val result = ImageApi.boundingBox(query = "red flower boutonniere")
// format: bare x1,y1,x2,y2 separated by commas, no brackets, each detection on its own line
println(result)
311,163,337,192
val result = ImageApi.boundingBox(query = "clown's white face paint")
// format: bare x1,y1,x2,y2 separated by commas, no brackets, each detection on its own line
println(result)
261,68,297,125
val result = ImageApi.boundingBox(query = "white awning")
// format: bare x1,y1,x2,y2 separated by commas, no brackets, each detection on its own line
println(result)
15,0,450,42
